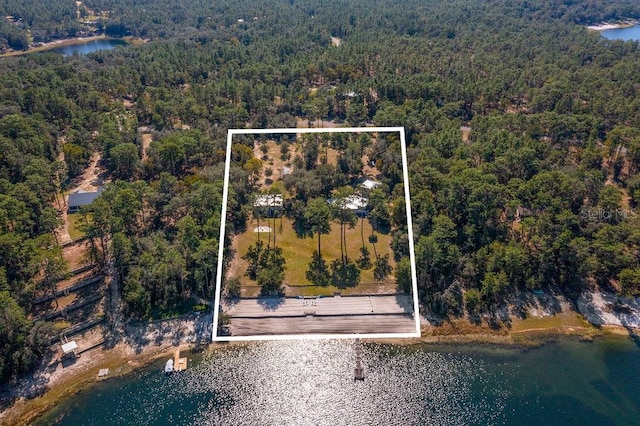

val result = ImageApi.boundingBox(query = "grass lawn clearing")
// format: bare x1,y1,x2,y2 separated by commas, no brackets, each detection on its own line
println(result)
67,213,86,240
229,217,397,294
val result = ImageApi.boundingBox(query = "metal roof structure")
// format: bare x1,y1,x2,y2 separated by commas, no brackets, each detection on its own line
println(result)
61,340,78,354
361,179,381,190
67,188,103,211
253,194,283,207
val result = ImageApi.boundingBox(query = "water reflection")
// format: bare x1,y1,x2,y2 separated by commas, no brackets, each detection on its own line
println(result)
35,337,640,425
180,341,505,425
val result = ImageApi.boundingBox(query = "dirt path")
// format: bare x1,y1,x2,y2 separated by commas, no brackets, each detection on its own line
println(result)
53,153,101,245
54,152,105,244
76,152,104,192
55,209,73,245
140,132,152,161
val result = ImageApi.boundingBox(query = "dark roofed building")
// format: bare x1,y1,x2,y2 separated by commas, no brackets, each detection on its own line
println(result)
67,188,103,213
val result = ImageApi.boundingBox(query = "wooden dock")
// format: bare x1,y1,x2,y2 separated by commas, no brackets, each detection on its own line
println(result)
174,348,188,372
354,338,365,380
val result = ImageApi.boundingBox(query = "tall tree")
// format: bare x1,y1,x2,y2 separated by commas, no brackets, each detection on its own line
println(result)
305,197,332,256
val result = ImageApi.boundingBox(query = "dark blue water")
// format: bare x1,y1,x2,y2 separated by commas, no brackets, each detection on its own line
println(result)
52,39,126,57
602,24,640,41
35,338,640,425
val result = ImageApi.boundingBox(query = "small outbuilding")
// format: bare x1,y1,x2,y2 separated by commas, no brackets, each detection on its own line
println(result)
67,188,103,213
61,340,78,358
361,179,381,190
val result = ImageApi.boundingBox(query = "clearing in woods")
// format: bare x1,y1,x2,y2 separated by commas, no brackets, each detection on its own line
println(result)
215,127,420,340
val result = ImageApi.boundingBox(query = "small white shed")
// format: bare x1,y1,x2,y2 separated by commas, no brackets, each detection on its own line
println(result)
61,340,78,357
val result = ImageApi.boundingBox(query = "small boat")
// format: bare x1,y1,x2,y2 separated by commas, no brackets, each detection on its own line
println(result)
164,359,174,373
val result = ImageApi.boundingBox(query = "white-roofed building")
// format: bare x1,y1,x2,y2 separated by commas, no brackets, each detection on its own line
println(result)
61,340,78,359
253,194,284,217
329,194,369,217
361,179,381,190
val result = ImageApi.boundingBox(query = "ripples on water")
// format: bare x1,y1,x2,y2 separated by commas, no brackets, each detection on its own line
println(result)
86,341,507,426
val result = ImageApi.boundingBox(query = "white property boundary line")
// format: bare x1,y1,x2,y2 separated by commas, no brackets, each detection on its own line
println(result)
213,127,420,341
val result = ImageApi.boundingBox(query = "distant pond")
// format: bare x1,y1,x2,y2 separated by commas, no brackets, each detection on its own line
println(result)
602,24,640,41
52,39,127,56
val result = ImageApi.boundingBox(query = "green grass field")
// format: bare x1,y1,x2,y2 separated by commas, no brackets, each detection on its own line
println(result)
230,217,397,295
67,213,86,240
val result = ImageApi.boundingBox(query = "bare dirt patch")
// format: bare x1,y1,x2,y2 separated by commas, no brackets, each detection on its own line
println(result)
577,290,640,328
362,154,381,179
62,241,92,270
252,139,298,189
74,152,105,192
140,132,152,161
460,126,471,143
54,209,73,245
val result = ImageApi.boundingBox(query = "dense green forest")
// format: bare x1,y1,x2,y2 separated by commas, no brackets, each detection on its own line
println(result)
1,0,640,382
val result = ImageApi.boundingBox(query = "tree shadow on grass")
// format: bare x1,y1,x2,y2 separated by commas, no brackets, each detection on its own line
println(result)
291,216,313,239
394,294,414,314
257,296,285,311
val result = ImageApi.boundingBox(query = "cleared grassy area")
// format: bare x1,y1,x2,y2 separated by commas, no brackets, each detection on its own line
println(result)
67,213,86,240
510,311,593,333
230,217,397,292
53,320,72,330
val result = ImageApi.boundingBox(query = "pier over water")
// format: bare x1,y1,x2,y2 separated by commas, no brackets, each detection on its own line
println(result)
354,338,364,380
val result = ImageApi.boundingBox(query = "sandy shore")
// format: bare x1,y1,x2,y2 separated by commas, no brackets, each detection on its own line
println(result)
587,20,639,31
2,289,639,424
0,313,212,426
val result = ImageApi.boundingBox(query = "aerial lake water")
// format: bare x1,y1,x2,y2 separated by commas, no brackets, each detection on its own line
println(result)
602,24,640,41
52,39,127,57
35,337,640,425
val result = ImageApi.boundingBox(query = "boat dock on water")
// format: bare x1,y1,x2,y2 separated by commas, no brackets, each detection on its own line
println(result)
164,348,188,373
354,338,365,380
173,348,188,372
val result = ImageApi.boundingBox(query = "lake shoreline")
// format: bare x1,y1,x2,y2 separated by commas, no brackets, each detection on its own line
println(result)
1,298,638,425
1,35,107,57
587,19,640,31
0,35,145,58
